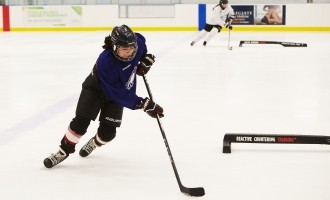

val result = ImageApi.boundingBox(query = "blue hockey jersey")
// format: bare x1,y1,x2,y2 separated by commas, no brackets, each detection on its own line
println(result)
95,33,147,110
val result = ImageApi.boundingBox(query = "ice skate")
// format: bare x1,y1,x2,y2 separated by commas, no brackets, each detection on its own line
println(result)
79,138,98,157
43,147,69,168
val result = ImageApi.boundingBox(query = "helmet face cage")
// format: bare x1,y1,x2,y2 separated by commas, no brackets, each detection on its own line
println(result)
110,25,138,62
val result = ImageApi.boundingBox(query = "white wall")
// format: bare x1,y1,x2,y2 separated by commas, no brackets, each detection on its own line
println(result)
5,0,330,5
286,4,330,26
8,4,198,29
3,4,330,31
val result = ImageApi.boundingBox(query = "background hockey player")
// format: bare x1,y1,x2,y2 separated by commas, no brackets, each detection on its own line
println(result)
43,24,164,168
191,0,234,46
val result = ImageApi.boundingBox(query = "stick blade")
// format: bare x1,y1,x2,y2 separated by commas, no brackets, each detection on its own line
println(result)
181,186,205,197
280,42,307,47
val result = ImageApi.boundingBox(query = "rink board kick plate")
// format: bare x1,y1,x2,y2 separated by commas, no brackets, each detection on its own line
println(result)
222,133,330,153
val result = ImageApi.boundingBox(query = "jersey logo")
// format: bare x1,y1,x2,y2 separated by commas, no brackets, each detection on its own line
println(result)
125,66,137,90
123,64,131,70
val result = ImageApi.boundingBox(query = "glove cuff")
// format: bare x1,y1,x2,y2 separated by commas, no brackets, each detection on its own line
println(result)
141,98,150,111
136,98,150,111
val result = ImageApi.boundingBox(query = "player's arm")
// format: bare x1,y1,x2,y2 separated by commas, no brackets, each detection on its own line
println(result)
225,9,235,30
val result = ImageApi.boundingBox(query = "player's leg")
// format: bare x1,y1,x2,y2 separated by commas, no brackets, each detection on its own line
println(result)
191,24,213,46
79,100,123,157
203,25,222,46
43,73,102,168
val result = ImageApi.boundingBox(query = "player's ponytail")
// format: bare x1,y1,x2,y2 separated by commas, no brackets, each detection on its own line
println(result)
102,35,112,50
212,4,220,10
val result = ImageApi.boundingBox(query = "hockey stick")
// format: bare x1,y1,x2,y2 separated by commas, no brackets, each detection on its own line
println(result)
226,13,233,50
142,74,205,197
239,40,307,47
228,26,233,50
223,133,330,153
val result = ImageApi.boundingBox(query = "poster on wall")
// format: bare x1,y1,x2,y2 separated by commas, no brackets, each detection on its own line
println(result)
231,5,254,25
22,6,82,27
231,5,285,25
254,5,285,25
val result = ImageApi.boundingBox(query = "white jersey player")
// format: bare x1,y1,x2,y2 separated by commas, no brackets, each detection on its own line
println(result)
191,0,234,46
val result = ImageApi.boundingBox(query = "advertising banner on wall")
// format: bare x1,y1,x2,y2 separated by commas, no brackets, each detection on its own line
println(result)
22,6,82,27
232,5,285,25
231,5,254,25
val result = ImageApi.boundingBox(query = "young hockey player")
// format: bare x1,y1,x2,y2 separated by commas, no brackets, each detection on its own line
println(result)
191,0,234,46
43,24,164,168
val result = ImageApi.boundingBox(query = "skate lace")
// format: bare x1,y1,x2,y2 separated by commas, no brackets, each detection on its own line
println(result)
49,149,67,165
82,139,97,154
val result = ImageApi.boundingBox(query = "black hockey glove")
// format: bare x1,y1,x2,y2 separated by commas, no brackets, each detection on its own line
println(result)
225,15,234,23
136,54,155,76
225,15,234,30
226,24,233,30
139,98,164,118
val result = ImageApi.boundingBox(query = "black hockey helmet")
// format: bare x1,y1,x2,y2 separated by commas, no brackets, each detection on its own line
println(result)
219,0,228,10
110,24,138,61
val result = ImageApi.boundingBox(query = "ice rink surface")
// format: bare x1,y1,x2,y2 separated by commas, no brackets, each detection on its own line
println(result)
0,30,330,200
